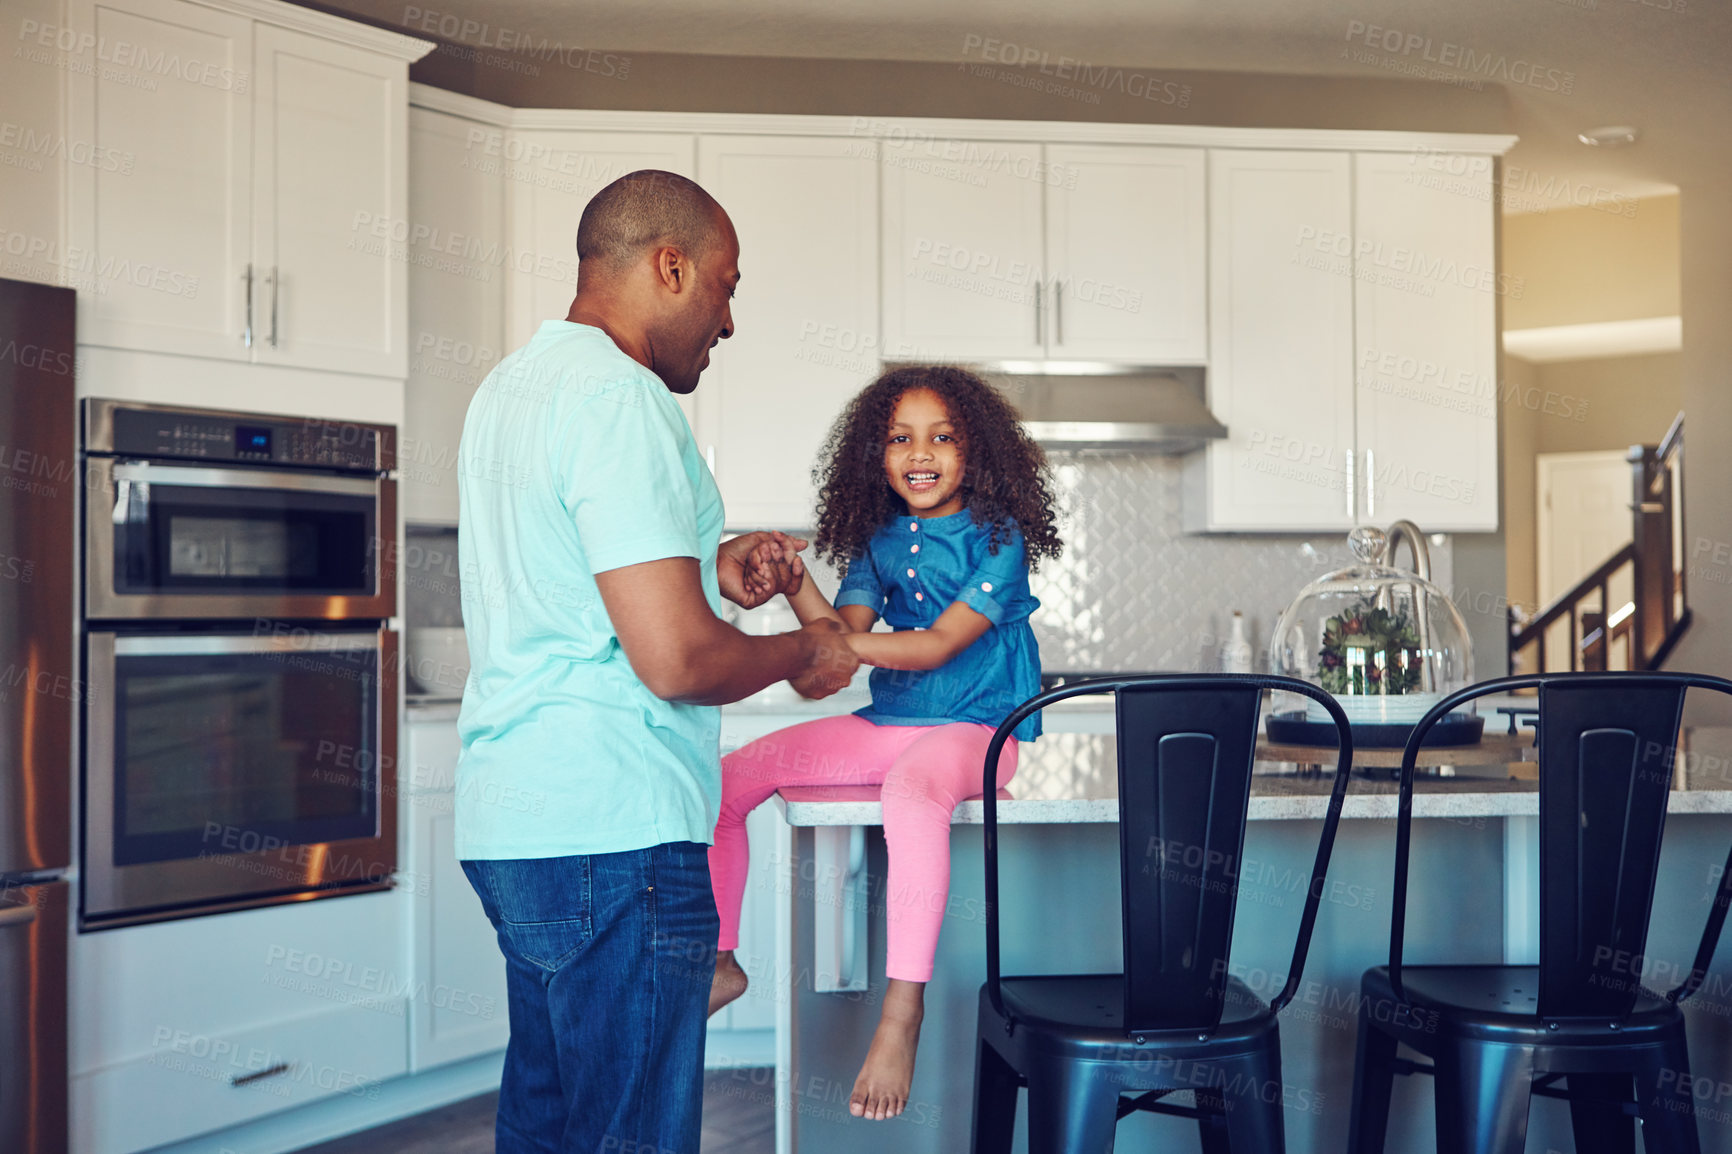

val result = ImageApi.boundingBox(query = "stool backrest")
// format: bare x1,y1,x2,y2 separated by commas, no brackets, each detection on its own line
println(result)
1535,680,1686,1017
982,675,1353,1037
1387,672,1732,1018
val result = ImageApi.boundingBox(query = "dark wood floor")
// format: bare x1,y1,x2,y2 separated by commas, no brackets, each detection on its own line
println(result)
294,1070,774,1154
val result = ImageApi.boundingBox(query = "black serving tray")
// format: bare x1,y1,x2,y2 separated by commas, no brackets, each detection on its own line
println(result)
1265,709,1485,749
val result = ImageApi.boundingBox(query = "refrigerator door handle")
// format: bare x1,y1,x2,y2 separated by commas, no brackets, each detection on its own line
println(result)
0,903,36,929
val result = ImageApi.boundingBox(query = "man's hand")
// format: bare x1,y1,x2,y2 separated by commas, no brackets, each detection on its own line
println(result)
717,531,808,609
789,620,860,699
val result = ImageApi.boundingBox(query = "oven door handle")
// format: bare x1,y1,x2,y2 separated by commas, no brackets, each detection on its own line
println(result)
112,632,386,657
110,461,379,497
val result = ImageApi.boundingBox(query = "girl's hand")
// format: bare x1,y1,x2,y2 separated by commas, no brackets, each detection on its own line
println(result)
718,531,803,609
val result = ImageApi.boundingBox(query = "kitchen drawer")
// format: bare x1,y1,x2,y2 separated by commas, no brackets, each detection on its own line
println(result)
71,891,407,1073
72,997,408,1154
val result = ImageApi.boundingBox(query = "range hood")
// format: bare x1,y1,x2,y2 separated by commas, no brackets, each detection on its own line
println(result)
980,363,1226,454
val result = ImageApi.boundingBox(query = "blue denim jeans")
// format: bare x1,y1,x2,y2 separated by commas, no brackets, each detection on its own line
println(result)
462,842,719,1154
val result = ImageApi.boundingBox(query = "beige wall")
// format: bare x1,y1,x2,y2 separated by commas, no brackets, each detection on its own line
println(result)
1668,190,1732,692
1533,353,1683,455
1503,196,1681,331
1502,355,1541,613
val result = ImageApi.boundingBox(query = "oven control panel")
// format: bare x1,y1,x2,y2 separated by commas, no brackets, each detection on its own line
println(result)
105,406,382,471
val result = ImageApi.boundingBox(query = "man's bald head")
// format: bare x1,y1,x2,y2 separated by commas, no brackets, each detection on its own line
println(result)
576,170,726,279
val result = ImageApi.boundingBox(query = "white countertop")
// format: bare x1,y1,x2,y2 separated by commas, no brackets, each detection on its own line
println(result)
774,728,1732,826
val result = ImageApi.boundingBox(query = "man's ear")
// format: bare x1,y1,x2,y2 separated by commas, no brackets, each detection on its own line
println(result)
653,245,687,295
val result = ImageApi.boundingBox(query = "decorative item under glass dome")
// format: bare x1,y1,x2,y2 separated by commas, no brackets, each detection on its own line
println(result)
1266,522,1483,748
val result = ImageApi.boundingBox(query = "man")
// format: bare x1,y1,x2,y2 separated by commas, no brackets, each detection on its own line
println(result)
455,169,858,1154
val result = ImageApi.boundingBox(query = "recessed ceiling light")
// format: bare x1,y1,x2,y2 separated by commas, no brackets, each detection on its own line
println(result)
1578,125,1639,147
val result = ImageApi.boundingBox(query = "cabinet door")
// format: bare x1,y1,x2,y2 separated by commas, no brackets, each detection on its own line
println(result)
880,140,1045,361
1192,150,1356,532
404,108,506,525
696,136,877,528
66,0,252,360
1353,152,1499,531
251,24,407,377
402,719,508,1071
1046,145,1206,362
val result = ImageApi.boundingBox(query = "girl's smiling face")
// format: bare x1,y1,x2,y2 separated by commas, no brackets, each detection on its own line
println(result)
885,388,965,518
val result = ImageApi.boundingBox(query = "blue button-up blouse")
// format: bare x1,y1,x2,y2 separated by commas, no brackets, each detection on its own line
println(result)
834,511,1042,742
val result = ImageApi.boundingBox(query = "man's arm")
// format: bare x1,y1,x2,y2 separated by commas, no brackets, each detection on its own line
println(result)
595,556,858,706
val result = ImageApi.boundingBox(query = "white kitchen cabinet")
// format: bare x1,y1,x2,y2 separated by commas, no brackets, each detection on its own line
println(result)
1353,151,1499,531
1186,148,1500,533
404,105,507,525
64,0,428,374
504,130,695,350
250,24,409,377
66,0,254,361
401,713,509,1072
1187,150,1357,532
881,139,1046,362
696,135,878,528
1045,145,1206,362
69,891,409,1154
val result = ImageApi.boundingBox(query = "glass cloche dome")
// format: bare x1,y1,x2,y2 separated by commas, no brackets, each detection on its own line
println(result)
1267,524,1481,747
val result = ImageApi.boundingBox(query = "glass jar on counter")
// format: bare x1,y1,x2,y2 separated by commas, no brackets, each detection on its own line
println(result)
1267,525,1481,747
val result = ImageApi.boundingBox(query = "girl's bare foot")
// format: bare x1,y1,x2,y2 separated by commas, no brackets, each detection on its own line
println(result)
850,979,925,1120
709,950,748,1017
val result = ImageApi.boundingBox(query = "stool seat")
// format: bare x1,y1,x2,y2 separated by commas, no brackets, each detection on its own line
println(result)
1361,965,1681,1045
996,973,1276,1055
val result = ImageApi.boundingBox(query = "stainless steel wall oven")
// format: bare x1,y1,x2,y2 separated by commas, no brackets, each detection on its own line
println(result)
81,401,399,929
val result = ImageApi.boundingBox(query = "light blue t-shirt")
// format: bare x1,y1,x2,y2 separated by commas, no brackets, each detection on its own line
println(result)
454,321,725,860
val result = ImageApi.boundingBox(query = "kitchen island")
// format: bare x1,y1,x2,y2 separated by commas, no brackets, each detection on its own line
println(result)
750,724,1732,1154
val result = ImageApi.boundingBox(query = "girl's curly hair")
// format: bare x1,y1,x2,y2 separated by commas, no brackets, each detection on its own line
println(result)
812,365,1063,573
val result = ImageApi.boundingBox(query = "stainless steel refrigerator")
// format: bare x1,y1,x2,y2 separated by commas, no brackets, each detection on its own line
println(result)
0,277,74,1153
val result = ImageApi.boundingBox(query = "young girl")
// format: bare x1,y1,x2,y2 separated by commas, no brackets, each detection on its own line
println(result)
708,365,1062,1121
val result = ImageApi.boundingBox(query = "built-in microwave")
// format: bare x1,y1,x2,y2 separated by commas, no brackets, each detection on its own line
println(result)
81,626,399,928
83,399,396,621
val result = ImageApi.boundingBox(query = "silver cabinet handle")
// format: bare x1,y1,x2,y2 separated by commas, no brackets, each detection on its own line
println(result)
1345,448,1355,520
0,904,37,929
1054,278,1064,345
268,266,279,348
1033,279,1043,345
112,461,377,497
242,264,254,348
1365,449,1377,518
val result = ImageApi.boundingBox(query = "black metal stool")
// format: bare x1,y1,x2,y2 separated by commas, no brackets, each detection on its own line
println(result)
970,675,1353,1153
1348,671,1732,1154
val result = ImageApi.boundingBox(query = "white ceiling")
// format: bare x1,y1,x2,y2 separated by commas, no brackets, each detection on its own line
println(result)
335,0,1730,206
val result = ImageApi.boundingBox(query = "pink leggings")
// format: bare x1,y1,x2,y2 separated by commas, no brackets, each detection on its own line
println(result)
710,713,1019,983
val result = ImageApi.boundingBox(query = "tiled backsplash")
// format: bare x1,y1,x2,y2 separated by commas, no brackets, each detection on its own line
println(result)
404,525,462,627
1031,453,1448,673
407,453,1456,676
